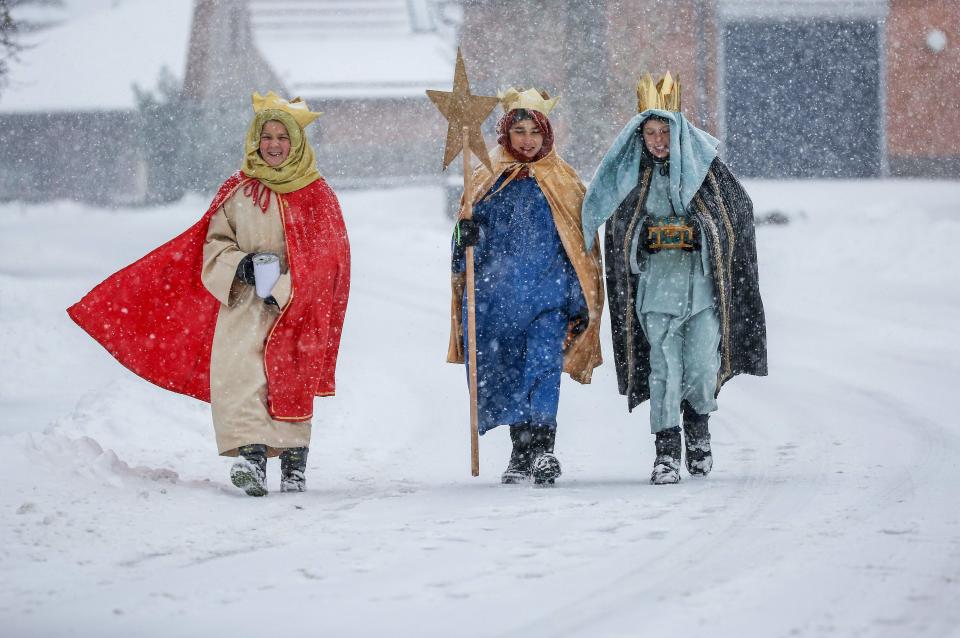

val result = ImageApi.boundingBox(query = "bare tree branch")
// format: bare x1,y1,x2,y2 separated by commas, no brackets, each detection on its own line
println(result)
0,0,66,96
0,0,22,95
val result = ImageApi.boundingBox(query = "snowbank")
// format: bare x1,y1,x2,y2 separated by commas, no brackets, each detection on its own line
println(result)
1,180,959,637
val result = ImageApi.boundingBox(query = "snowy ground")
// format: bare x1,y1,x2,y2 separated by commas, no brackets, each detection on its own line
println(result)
2,179,959,637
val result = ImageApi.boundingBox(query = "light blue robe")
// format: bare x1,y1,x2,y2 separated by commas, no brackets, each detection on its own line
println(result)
632,166,721,433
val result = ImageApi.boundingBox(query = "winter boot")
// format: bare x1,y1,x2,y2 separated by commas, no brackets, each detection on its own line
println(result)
530,426,561,486
230,444,268,497
502,424,534,484
650,427,682,485
682,402,713,476
280,447,308,492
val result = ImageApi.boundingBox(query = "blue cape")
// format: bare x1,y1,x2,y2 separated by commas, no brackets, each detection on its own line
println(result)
582,110,720,250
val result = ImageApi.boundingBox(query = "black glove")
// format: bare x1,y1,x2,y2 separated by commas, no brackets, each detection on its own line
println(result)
681,226,701,253
568,308,589,337
236,253,256,285
640,219,660,255
264,295,279,308
455,219,480,247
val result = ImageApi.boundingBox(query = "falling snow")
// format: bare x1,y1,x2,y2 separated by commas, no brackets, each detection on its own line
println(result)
1,1,960,637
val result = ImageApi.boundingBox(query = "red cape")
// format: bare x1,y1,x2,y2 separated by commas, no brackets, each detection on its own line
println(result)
68,173,351,421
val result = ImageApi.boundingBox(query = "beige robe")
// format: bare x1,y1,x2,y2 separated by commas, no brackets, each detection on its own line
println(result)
201,189,311,457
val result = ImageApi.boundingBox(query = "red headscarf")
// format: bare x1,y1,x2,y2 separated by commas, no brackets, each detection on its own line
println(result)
496,108,554,163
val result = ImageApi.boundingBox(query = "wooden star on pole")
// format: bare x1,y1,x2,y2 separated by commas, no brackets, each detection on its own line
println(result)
426,48,499,172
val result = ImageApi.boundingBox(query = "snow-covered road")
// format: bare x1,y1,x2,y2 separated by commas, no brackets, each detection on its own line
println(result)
2,181,959,637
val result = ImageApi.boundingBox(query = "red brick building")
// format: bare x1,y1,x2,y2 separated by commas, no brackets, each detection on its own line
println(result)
886,0,960,176
461,0,960,178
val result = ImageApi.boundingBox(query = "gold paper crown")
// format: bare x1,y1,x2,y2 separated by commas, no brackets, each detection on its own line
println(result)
497,87,559,115
252,91,322,129
636,71,681,113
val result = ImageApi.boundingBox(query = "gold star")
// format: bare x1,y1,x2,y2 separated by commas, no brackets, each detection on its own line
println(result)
426,48,499,172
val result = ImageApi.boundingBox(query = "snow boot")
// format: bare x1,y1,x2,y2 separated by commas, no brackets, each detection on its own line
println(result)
650,427,682,485
502,424,534,484
530,426,561,486
682,402,713,476
230,444,268,497
280,447,308,492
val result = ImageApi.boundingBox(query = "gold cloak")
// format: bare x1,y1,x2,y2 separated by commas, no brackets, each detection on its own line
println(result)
447,146,604,384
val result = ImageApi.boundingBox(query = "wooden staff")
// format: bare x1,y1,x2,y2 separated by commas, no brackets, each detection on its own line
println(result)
425,48,497,476
461,126,480,476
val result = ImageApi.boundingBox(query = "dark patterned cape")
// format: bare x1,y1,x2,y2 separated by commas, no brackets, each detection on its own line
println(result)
604,156,767,411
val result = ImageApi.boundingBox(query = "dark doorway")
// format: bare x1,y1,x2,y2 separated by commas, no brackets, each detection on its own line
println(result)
723,20,882,178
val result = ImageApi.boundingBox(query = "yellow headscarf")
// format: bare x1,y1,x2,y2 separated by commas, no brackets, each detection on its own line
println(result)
242,107,322,194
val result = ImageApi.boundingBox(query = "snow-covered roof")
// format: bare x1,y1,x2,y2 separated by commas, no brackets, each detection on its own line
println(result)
718,0,888,20
248,0,454,99
0,0,194,113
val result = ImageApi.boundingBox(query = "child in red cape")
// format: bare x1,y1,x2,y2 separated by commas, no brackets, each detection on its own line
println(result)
68,92,351,496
